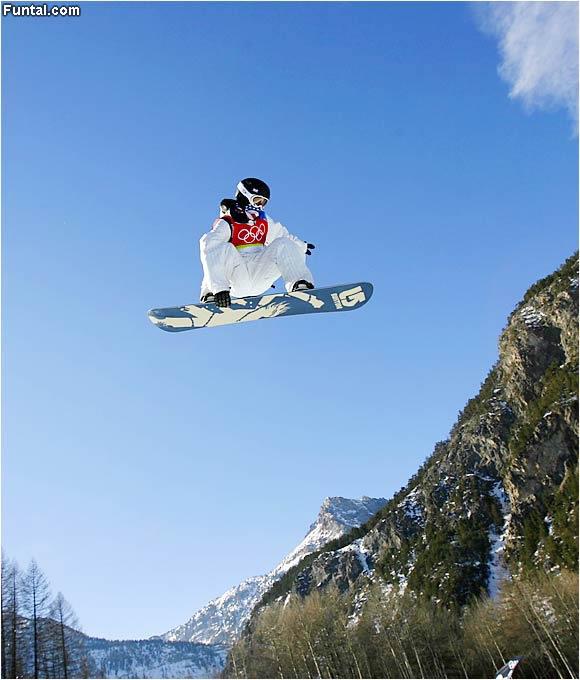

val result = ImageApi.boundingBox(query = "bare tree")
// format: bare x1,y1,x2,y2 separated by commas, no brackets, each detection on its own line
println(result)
226,570,579,679
1,554,13,678
21,559,52,678
49,591,82,679
2,555,28,679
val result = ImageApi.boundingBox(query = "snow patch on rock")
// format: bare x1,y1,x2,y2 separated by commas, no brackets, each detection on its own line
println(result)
487,481,512,599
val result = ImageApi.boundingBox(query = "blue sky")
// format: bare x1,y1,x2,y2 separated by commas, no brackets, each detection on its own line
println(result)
2,2,577,640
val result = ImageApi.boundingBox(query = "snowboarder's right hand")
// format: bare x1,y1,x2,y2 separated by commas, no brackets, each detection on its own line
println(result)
215,290,231,308
220,198,249,223
306,243,315,256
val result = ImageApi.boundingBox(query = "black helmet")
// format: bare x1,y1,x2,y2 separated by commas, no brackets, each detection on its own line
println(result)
236,178,270,209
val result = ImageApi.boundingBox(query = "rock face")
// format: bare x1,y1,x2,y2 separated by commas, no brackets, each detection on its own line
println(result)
272,497,388,578
255,255,578,613
161,496,387,646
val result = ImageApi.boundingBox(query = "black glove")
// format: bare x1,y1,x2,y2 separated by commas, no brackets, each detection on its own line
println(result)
306,243,315,256
219,198,248,223
215,290,231,308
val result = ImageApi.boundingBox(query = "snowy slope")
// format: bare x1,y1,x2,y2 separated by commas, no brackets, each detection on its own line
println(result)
161,496,386,645
160,575,272,647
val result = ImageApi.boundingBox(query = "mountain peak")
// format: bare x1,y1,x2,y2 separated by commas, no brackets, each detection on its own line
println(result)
161,495,387,646
319,496,387,524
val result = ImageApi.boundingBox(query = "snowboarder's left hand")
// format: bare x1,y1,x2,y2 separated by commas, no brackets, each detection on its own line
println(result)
306,243,315,256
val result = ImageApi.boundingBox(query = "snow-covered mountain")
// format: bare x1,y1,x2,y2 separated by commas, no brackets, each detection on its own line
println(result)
85,637,228,679
160,576,272,648
272,496,387,577
161,496,386,646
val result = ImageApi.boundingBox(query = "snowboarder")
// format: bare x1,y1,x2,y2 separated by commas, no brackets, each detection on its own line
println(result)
199,178,315,308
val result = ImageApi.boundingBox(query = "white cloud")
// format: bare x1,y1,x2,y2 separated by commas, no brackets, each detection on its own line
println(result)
475,2,579,132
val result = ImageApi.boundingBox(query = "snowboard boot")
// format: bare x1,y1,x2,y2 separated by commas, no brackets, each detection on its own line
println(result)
291,280,315,292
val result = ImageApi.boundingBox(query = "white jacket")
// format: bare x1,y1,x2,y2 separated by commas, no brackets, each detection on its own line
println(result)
199,212,312,298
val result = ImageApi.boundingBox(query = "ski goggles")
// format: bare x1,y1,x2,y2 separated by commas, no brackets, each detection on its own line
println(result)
237,181,269,209
249,195,268,208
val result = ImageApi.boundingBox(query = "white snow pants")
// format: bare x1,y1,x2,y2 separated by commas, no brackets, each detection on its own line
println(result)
200,237,314,298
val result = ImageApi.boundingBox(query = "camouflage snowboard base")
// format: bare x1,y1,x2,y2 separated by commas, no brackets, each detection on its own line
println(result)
148,282,373,332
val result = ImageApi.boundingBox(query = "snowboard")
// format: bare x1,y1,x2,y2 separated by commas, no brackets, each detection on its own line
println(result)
148,282,373,332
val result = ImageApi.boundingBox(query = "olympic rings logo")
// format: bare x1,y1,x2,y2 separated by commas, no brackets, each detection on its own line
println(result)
237,224,266,243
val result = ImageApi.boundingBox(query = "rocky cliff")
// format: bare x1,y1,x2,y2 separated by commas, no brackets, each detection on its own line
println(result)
254,254,578,615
